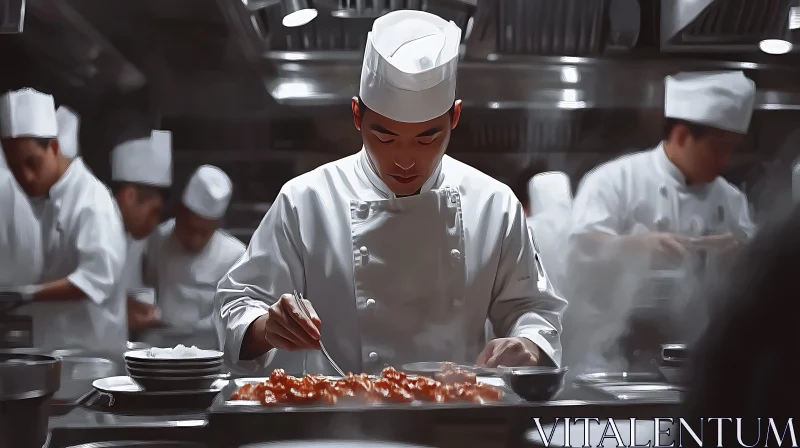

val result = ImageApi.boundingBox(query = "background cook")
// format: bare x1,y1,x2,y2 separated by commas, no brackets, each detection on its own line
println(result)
142,165,244,348
109,131,173,333
526,171,573,299
0,88,128,356
215,10,566,375
564,71,756,370
0,141,42,288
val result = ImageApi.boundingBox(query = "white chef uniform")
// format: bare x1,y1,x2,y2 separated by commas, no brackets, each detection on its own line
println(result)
110,131,173,291
56,106,80,159
565,71,756,367
215,10,566,375
0,89,128,355
144,166,244,348
527,172,573,298
0,148,42,286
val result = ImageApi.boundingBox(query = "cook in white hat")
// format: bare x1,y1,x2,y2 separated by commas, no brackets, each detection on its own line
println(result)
111,131,173,240
140,165,245,346
0,88,128,357
56,106,80,159
110,131,173,334
0,141,43,288
527,172,573,298
216,10,566,375
564,71,757,369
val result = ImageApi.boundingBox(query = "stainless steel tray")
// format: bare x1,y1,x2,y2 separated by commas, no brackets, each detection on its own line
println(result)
217,376,523,412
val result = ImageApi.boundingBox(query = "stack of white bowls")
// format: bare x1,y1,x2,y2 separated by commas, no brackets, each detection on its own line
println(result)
124,347,226,391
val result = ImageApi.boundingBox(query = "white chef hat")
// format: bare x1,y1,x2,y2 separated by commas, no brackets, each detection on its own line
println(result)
56,106,80,159
359,10,462,123
111,130,173,188
665,71,756,134
182,165,232,220
0,88,58,139
528,172,573,217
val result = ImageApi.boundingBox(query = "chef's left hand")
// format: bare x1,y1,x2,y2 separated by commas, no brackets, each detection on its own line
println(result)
476,337,541,368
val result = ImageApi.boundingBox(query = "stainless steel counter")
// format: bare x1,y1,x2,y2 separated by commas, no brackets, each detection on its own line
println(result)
46,380,682,448
49,408,207,447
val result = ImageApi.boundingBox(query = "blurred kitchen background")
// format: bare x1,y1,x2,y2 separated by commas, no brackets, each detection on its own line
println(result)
2,0,800,243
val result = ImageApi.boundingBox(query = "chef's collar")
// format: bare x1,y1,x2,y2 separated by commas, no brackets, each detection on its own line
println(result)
47,157,82,202
654,142,711,194
357,148,443,199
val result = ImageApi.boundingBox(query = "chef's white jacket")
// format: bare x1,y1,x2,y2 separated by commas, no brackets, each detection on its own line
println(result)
215,149,566,374
0,170,42,286
21,158,128,356
145,218,245,332
563,143,755,366
121,235,146,292
571,143,755,243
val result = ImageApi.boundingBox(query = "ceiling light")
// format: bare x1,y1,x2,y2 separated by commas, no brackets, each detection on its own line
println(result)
281,0,318,28
759,39,793,55
561,66,579,84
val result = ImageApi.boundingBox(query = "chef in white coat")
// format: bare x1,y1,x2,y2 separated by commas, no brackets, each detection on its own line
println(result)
215,10,566,375
565,71,756,368
0,147,41,287
109,132,173,331
0,107,80,286
0,88,128,355
56,106,80,159
527,172,573,298
143,165,245,348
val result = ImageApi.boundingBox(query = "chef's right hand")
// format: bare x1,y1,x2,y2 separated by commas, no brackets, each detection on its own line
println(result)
263,294,322,351
635,233,691,264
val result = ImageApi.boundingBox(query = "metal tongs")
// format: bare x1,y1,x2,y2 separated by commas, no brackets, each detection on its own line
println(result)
294,290,346,377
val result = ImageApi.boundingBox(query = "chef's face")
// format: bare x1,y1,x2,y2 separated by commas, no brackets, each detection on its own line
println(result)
116,185,164,240
0,137,61,197
678,126,743,183
174,206,216,253
352,97,462,196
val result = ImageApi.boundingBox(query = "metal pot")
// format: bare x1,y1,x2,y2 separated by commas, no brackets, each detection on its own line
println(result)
0,349,119,402
0,353,61,448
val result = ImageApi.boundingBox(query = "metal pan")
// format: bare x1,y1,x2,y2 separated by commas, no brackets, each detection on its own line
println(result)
91,376,227,410
576,371,663,385
661,344,688,361
400,361,504,377
589,382,684,401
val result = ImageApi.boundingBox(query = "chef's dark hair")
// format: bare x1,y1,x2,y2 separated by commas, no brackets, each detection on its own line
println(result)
32,138,54,149
356,96,455,124
681,205,800,447
663,118,714,141
110,181,170,203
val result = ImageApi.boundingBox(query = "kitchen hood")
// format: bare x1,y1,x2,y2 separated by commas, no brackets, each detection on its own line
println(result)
212,0,800,111
9,0,145,96
661,0,794,52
